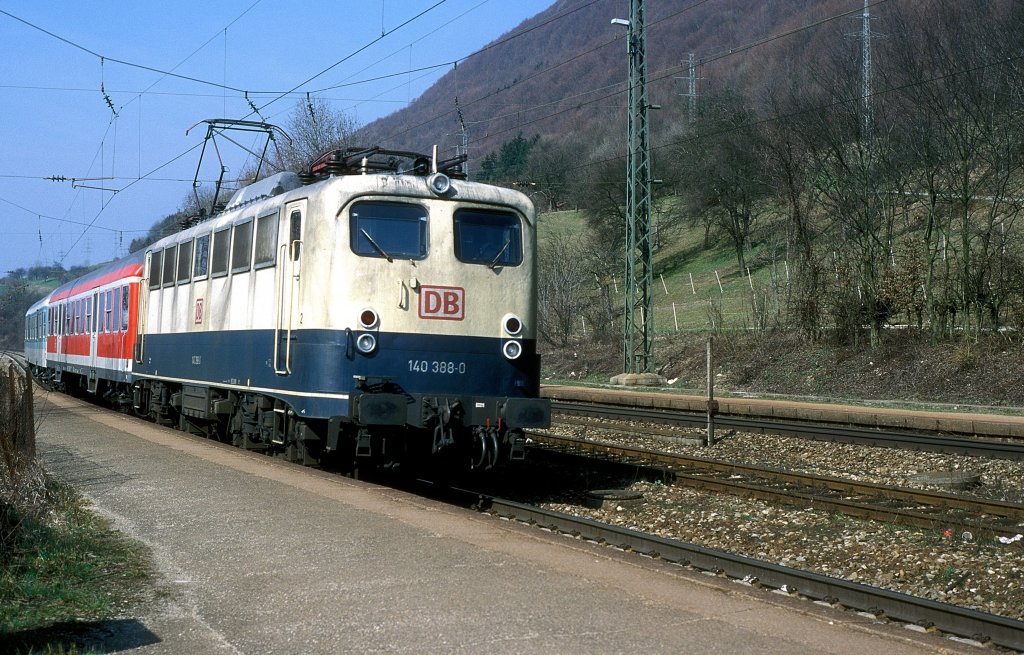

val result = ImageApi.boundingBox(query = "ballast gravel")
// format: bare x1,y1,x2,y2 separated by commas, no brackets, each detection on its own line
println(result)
534,422,1024,622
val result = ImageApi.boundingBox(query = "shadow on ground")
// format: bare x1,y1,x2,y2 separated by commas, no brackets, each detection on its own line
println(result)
2,618,160,654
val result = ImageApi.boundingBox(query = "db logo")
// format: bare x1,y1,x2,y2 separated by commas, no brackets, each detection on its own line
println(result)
419,285,464,320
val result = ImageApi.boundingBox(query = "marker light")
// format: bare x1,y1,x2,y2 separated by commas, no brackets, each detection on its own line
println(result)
359,309,379,329
503,314,523,336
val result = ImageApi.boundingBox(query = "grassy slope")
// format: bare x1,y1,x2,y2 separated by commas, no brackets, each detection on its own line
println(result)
535,208,1024,408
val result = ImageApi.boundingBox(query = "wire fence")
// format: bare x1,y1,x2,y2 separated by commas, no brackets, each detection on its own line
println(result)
572,268,784,338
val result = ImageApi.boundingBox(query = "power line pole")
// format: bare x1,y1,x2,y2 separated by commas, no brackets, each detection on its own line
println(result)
861,0,873,140
686,53,698,125
674,53,700,126
614,0,659,379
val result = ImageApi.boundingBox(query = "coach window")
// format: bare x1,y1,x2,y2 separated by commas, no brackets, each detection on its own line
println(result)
162,244,177,288
232,219,253,273
194,233,210,279
350,201,427,260
121,285,129,331
87,296,94,333
211,227,230,278
254,211,278,269
177,238,193,284
453,209,523,267
100,290,107,332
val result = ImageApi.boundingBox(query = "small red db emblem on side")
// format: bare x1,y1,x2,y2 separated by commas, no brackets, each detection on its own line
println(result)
419,285,464,320
194,298,204,324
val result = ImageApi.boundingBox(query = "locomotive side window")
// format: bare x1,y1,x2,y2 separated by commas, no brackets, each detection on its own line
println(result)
289,210,301,260
254,211,279,269
453,209,523,267
149,250,162,288
211,227,230,277
177,239,193,284
162,244,177,288
232,219,253,273
350,201,427,260
194,233,210,279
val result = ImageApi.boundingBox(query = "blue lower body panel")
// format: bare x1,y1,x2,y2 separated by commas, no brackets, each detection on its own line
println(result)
135,329,542,421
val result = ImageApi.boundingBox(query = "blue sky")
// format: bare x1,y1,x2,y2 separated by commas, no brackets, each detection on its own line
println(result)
0,1,554,273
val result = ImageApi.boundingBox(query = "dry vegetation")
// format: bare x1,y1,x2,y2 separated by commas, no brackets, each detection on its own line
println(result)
0,358,154,654
542,330,1024,409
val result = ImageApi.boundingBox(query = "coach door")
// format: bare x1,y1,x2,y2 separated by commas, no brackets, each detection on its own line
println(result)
274,199,305,375
90,291,99,360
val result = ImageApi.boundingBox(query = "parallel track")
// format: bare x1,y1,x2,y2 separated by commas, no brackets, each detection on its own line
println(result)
529,432,1024,539
551,400,1024,460
467,492,1024,651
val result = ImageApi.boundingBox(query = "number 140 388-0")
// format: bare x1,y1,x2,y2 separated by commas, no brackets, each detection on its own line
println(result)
408,360,466,374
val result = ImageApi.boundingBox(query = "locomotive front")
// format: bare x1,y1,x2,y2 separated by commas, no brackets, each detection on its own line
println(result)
291,150,550,470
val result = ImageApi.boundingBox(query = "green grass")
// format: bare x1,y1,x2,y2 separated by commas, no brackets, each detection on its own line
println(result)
0,483,153,654
535,204,784,335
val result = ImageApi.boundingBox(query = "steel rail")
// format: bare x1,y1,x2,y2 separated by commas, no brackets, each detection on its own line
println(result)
475,495,1024,651
529,432,1024,539
551,400,1024,460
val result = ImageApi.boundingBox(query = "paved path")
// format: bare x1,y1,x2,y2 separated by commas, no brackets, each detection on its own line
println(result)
32,390,971,654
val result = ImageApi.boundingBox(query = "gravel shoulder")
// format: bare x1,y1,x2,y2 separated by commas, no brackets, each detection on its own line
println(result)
536,422,1024,621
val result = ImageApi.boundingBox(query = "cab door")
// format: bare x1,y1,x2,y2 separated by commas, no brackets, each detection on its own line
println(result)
274,200,305,375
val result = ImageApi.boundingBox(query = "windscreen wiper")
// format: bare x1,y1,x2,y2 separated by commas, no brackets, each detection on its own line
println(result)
489,240,511,269
361,229,393,262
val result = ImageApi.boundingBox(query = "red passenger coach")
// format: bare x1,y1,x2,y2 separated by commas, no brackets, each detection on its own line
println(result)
32,253,144,393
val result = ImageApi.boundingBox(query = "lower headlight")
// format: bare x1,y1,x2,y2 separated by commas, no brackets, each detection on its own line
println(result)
502,340,522,360
356,333,377,354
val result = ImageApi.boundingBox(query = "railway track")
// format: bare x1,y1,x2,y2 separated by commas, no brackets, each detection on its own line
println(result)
462,491,1024,652
551,400,1024,460
527,432,1024,541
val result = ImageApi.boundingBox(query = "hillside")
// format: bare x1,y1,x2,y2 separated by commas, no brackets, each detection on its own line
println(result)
355,0,868,167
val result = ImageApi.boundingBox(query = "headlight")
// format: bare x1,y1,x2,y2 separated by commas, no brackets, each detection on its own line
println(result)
356,333,377,354
502,340,522,360
427,172,451,196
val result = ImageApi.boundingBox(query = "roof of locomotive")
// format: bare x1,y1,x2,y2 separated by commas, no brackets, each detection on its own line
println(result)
144,147,537,255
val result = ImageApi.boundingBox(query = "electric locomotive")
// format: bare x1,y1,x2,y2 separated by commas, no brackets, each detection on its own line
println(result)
26,146,550,472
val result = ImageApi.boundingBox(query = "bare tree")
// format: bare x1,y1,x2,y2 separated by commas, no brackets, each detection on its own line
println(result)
674,89,771,276
272,97,357,173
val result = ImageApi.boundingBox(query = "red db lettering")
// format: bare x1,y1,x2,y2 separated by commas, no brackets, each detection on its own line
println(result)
419,286,464,320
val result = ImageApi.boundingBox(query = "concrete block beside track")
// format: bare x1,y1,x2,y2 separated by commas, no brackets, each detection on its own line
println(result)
542,385,1024,439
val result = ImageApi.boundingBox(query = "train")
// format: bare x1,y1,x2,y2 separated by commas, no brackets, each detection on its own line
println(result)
24,145,550,473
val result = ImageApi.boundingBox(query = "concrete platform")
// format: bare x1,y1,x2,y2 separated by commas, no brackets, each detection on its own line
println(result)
29,391,973,654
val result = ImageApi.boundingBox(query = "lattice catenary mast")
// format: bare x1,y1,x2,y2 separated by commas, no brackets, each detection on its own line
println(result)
620,0,656,374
